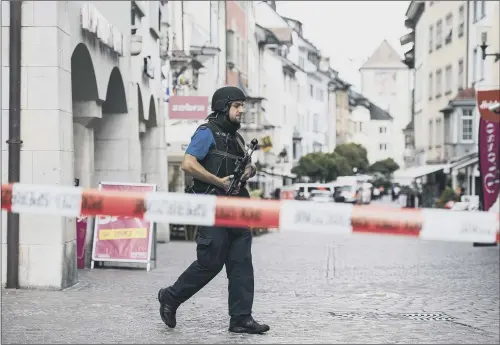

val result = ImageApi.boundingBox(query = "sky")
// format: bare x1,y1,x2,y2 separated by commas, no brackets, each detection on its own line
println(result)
275,1,411,90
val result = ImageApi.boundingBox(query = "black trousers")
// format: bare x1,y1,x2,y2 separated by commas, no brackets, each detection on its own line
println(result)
164,226,254,317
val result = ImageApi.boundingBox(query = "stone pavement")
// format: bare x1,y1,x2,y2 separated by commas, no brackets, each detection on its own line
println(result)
2,227,499,344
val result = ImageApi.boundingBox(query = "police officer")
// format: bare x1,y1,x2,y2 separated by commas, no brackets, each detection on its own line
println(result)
157,86,270,334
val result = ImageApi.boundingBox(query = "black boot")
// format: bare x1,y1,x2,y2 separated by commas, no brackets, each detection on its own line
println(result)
158,288,178,328
229,316,270,334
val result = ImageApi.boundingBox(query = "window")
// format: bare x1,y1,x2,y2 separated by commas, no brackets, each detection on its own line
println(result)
435,118,442,147
379,126,387,134
318,89,324,102
436,19,443,50
354,121,363,133
235,36,240,66
429,120,434,149
445,64,452,94
457,58,464,90
458,5,465,38
296,113,301,130
445,13,453,45
461,109,474,141
436,69,442,98
226,30,235,62
405,134,413,149
242,109,257,125
309,84,314,97
429,25,434,53
481,0,486,18
283,105,287,125
428,73,434,100
313,114,319,132
379,144,387,151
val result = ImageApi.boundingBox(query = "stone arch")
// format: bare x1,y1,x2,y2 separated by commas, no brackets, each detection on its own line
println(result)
93,66,129,188
102,67,127,114
137,84,145,122
71,43,98,101
147,95,158,127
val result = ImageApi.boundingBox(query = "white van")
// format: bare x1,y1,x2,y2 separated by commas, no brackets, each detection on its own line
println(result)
334,176,359,203
333,176,372,204
280,183,334,200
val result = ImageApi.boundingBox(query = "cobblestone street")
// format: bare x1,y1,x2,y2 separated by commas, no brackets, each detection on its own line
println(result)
2,228,499,344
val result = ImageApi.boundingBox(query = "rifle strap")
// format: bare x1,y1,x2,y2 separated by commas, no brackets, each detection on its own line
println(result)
235,133,246,153
207,149,241,160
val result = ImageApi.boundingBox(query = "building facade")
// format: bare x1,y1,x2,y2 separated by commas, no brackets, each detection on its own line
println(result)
331,76,351,146
401,0,499,195
347,91,394,165
359,40,412,169
2,0,167,289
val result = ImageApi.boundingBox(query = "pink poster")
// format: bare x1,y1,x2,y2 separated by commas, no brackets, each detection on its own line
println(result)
91,183,156,263
76,216,88,269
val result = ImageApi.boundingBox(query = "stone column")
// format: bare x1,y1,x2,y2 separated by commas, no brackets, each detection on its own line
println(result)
1,1,77,289
141,98,169,242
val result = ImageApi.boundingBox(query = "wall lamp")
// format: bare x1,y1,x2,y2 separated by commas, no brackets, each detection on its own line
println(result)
479,32,500,62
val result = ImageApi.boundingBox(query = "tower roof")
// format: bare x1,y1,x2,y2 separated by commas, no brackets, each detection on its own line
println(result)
360,40,407,69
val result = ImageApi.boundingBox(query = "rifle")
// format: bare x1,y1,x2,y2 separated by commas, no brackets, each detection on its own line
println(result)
226,138,259,196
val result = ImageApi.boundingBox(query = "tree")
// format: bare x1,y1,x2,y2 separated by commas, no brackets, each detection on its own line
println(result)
291,152,353,182
368,158,400,177
323,152,353,181
291,152,324,182
333,143,369,173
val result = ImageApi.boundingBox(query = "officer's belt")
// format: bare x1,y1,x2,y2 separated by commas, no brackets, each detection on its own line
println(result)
207,149,242,160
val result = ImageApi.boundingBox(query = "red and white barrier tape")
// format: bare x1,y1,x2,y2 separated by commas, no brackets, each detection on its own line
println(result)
1,183,499,243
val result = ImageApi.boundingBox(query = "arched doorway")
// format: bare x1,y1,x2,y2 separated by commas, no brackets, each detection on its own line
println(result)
71,43,99,189
93,67,128,185
140,95,158,183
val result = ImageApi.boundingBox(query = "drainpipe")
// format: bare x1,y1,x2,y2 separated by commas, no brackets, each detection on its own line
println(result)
224,0,228,84
180,0,184,50
6,0,23,289
465,1,470,88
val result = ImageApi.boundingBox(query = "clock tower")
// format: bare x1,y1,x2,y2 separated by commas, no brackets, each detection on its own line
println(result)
359,40,412,168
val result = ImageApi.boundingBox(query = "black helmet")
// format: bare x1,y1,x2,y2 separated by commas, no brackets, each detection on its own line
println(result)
211,86,246,112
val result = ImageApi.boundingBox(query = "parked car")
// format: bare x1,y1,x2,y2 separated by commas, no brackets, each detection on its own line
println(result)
308,190,334,203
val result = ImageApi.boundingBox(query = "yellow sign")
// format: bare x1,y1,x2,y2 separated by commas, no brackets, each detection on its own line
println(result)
99,228,148,241
261,136,273,152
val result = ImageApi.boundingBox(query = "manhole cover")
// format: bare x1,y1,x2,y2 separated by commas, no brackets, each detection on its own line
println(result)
329,311,457,322
328,312,365,319
400,313,456,321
